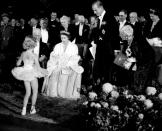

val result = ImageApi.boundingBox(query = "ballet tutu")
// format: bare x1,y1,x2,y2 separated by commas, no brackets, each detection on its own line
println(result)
11,65,47,81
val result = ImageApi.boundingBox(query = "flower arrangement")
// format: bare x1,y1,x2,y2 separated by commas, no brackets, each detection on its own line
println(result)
81,82,162,131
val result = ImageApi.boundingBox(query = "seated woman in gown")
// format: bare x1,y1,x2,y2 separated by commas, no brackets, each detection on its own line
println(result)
42,31,84,99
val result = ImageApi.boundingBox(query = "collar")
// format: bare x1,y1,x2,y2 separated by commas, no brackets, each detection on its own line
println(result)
99,10,106,21
119,20,126,25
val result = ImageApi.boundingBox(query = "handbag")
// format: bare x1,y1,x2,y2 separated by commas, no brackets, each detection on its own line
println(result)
114,52,131,70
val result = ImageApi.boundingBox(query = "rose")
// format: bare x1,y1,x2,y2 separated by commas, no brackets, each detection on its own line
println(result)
95,103,101,108
144,99,153,109
123,90,129,95
102,83,113,94
158,93,162,100
138,113,144,119
111,90,119,98
89,92,97,100
138,95,146,101
124,113,129,118
146,87,157,95
101,102,109,108
111,105,119,111
90,102,96,107
83,101,88,105
126,94,134,99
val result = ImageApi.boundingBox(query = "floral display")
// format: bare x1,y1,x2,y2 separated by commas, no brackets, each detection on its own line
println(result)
81,82,162,131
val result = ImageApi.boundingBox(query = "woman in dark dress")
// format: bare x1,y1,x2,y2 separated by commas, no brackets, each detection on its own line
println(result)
119,25,155,94
143,9,162,85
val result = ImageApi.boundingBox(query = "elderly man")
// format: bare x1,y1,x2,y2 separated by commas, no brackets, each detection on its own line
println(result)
129,11,143,40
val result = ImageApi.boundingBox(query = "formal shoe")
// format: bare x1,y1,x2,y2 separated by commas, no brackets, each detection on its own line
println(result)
30,107,36,114
21,107,26,116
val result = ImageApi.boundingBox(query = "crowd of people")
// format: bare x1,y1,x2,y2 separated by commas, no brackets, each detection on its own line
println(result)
0,0,162,115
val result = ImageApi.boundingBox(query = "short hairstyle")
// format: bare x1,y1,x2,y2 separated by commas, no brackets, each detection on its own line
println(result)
60,15,70,24
149,8,160,16
23,35,37,50
92,0,104,8
119,9,128,15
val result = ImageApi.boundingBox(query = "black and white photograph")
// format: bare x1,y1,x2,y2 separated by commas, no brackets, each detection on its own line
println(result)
0,0,162,130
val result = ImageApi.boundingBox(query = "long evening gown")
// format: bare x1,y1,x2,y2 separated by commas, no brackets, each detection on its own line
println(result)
42,41,84,99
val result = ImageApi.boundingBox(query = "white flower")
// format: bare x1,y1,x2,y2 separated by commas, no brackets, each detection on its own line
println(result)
138,113,144,119
158,93,162,100
126,94,134,99
83,101,88,105
90,102,96,107
124,113,129,118
102,83,113,94
101,102,109,108
89,92,97,100
123,90,129,95
111,90,119,98
111,105,119,111
144,99,153,109
146,87,157,95
138,95,146,101
95,103,101,108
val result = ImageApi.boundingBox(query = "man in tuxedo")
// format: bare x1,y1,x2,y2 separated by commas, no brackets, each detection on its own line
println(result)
0,13,14,81
48,11,60,50
118,9,131,48
92,0,119,85
129,11,143,40
74,15,90,85
33,28,50,92
118,9,129,31
74,15,89,58
25,17,39,36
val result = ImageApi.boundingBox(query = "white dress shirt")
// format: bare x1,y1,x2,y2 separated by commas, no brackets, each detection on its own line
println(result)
41,28,48,43
79,23,83,36
34,40,40,57
32,26,37,36
119,20,126,30
99,10,106,28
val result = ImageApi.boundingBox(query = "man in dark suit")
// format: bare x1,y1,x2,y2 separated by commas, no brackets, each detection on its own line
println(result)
33,28,50,92
25,17,40,36
118,9,132,49
92,0,119,85
129,11,143,41
48,12,60,50
73,15,90,86
74,15,89,58
0,13,14,81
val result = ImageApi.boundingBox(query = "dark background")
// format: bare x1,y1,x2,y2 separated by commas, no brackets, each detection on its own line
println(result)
0,0,161,19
